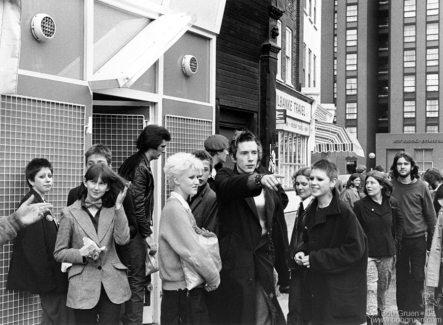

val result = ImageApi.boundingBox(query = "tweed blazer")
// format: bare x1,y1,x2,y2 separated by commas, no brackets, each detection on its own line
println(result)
54,200,131,309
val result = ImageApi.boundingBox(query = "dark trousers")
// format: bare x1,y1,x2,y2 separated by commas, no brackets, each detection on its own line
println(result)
74,286,122,325
40,292,76,325
288,270,306,325
396,236,426,324
161,288,210,325
122,233,150,325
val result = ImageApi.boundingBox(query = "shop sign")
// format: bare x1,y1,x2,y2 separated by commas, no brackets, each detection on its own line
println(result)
276,109,286,124
393,139,443,143
276,89,311,123
276,117,310,136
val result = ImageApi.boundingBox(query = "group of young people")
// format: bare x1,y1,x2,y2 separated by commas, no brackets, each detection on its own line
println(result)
289,151,441,325
4,123,443,325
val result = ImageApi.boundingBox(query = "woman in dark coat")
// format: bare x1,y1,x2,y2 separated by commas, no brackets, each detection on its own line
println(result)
7,158,75,325
208,129,288,325
287,166,314,325
295,159,368,325
353,171,403,325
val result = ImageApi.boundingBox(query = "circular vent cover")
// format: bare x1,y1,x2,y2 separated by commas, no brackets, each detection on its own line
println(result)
182,55,198,76
31,14,56,42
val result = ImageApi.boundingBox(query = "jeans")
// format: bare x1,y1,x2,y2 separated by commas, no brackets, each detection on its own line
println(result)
396,236,426,324
40,292,76,325
367,256,394,316
122,233,150,325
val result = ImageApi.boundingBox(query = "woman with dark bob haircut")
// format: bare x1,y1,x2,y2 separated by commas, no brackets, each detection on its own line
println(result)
294,159,368,325
54,164,131,325
339,173,361,209
353,171,404,325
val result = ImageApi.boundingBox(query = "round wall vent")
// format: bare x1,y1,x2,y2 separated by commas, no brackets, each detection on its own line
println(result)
31,14,56,42
182,55,198,76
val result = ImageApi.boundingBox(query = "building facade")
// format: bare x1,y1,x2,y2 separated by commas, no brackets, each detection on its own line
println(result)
0,1,225,324
322,0,443,173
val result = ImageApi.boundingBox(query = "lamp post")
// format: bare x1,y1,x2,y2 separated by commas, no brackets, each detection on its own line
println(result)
369,152,376,171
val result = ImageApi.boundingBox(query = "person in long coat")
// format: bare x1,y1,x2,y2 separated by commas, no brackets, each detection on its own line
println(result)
295,159,368,325
208,129,288,325
7,158,75,325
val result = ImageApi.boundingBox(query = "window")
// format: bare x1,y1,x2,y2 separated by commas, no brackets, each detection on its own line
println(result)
303,43,306,72
334,58,337,76
309,0,312,16
427,0,439,16
313,55,317,87
404,0,416,18
427,23,439,41
286,27,293,85
346,29,357,46
414,149,433,171
404,50,416,68
404,126,416,133
346,102,357,119
334,12,338,30
427,74,439,91
276,21,282,80
427,125,439,133
346,127,357,137
334,35,338,53
346,78,357,95
426,99,439,117
277,131,309,189
346,5,357,22
404,75,415,92
404,100,416,118
334,82,337,99
308,49,312,86
346,53,357,70
404,25,416,43
427,48,439,66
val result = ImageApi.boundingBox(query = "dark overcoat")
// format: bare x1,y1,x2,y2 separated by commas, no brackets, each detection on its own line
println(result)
299,188,368,324
7,189,68,294
207,166,288,325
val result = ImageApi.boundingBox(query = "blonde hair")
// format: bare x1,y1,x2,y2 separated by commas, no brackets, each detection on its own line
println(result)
164,153,203,187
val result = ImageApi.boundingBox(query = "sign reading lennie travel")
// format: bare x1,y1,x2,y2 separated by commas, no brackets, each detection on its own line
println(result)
276,89,311,123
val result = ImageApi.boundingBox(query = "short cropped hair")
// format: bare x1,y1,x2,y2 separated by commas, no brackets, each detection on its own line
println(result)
390,151,419,179
25,158,53,188
85,144,112,166
311,159,338,180
192,150,213,172
423,168,443,189
164,153,203,188
363,171,393,197
292,167,311,186
84,164,126,207
137,125,171,152
374,165,384,172
229,129,263,164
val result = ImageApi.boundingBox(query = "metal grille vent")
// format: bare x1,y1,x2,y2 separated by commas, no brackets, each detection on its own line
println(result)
0,95,85,325
164,115,212,198
182,55,198,76
31,14,56,42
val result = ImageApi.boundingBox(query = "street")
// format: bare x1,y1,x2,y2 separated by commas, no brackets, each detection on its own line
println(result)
278,212,438,325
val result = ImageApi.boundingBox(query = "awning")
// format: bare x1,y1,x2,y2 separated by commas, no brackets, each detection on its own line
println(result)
314,121,365,157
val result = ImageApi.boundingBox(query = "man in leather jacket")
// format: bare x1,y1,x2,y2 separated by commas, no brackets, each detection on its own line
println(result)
119,124,170,325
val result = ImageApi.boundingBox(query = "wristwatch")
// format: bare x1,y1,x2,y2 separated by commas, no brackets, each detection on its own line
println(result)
255,174,264,186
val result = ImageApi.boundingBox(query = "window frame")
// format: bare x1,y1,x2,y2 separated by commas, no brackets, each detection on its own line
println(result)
404,25,416,43
426,23,439,41
346,29,357,47
346,5,358,22
404,100,416,118
346,53,357,71
427,48,439,66
346,78,357,95
285,27,293,86
426,99,439,117
404,0,416,18
346,102,357,119
404,50,416,68
404,75,416,92
427,73,439,92
427,0,439,16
